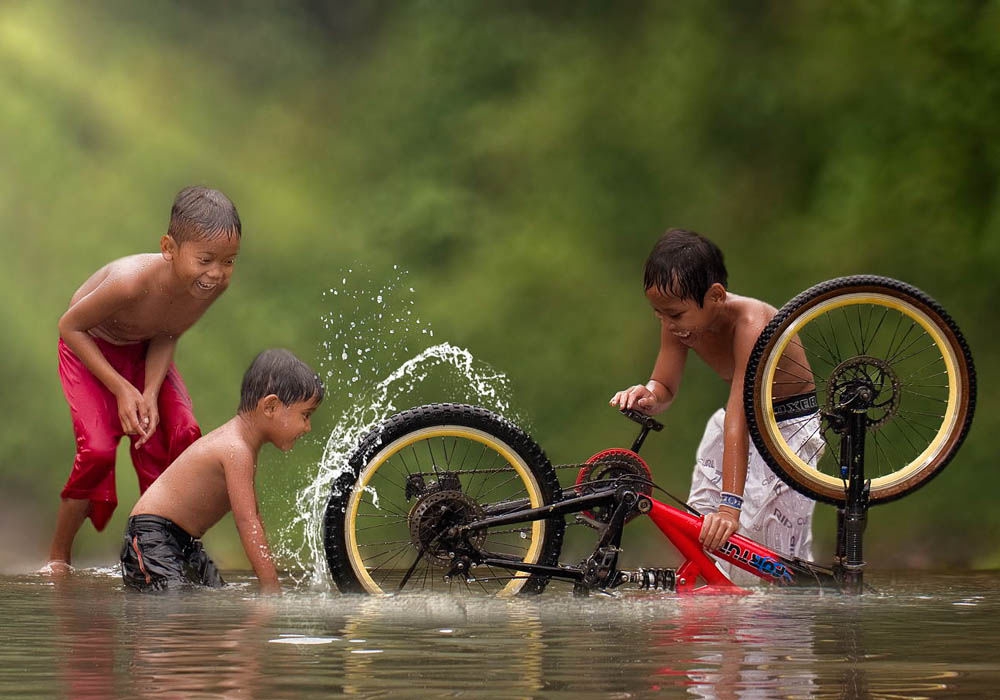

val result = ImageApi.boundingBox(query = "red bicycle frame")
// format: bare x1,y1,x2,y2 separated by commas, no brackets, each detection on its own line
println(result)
470,479,838,594
646,498,801,593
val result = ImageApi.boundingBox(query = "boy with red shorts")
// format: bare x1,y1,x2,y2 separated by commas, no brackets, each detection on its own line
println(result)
44,186,242,573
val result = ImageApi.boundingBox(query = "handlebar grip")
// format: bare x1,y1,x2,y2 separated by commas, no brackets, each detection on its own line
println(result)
620,408,664,432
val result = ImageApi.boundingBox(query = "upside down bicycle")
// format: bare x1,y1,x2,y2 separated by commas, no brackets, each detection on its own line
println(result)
323,276,976,596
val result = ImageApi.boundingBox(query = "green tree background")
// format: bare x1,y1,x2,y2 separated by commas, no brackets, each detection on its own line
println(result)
1,1,996,573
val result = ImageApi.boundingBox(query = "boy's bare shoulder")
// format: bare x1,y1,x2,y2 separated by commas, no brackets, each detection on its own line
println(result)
74,254,165,301
133,418,256,535
730,293,778,338
201,420,257,465
105,254,167,289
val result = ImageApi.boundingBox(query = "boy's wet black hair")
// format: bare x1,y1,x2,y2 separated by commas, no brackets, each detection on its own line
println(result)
168,186,242,243
643,228,728,306
239,349,325,414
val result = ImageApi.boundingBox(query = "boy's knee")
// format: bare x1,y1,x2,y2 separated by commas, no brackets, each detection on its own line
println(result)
76,440,118,472
170,423,201,456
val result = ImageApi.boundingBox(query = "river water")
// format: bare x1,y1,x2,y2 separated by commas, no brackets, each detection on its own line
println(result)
1,568,997,698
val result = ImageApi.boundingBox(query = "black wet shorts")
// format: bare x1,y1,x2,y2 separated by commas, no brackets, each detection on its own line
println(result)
121,514,225,592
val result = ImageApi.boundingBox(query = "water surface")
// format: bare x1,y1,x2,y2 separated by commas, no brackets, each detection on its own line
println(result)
2,569,997,698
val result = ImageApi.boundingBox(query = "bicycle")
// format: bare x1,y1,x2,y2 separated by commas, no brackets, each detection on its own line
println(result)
323,276,976,595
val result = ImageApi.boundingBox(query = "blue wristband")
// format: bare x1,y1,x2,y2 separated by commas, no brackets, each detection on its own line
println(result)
720,492,744,510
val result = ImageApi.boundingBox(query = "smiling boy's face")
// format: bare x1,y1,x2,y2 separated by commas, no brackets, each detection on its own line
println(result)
267,395,320,452
645,283,724,344
162,234,240,301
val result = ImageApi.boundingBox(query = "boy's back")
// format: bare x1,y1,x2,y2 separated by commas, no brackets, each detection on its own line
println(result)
131,420,255,538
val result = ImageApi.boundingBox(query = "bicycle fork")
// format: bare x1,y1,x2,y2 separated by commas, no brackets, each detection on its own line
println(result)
834,410,870,594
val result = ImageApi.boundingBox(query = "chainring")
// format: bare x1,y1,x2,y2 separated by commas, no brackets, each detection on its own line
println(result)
574,448,653,523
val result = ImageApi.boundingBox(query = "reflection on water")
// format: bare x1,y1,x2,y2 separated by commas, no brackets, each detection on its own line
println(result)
1,569,998,698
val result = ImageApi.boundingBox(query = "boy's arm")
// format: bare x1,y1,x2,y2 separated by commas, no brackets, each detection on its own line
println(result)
135,334,178,448
610,324,686,414
58,277,152,440
225,451,281,594
699,322,759,552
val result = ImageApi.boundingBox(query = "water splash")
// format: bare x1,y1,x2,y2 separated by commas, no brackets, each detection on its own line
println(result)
284,342,516,587
277,269,517,587
317,265,435,395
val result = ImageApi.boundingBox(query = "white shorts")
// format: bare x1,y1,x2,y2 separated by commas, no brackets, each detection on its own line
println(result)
688,408,824,582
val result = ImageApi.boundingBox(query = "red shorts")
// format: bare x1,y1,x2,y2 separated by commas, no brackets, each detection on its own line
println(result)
58,337,201,531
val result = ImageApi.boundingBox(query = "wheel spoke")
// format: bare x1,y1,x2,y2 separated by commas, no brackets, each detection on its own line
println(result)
326,406,564,595
746,278,974,505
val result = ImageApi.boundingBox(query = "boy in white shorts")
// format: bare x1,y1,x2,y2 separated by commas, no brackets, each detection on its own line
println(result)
611,229,822,579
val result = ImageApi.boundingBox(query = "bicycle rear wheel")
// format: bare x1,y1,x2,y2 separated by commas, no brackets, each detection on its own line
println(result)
324,403,565,594
744,276,976,505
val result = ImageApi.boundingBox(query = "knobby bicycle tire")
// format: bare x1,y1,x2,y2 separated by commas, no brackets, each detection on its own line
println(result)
324,403,566,594
744,275,976,506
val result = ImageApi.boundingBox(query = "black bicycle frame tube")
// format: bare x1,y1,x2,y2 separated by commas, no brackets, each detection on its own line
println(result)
458,489,620,534
839,410,870,594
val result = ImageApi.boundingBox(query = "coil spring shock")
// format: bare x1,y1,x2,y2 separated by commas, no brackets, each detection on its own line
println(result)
616,568,676,591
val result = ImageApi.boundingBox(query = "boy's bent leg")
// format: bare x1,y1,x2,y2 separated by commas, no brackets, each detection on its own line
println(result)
741,416,820,561
57,338,124,532
120,515,192,592
185,540,225,588
755,483,815,561
743,487,815,562
43,498,92,571
687,409,726,514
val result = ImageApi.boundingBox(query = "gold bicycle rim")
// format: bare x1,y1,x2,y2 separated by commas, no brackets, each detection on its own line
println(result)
345,425,547,594
760,292,962,498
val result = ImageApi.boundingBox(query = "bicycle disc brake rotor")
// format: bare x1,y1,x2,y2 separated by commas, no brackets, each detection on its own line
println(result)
408,490,486,566
825,355,901,429
575,448,653,523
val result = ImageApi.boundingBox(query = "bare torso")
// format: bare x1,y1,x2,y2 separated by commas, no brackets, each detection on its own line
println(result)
681,294,813,399
130,420,256,537
71,254,216,344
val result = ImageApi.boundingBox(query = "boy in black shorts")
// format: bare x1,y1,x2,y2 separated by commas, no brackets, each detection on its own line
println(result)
120,349,323,593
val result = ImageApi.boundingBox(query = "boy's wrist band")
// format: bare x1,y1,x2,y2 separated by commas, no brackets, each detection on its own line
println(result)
720,492,744,510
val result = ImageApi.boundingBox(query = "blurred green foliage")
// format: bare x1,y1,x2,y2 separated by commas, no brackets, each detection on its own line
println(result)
1,1,997,571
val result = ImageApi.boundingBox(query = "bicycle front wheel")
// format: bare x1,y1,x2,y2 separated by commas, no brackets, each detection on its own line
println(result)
324,404,565,595
744,276,975,505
